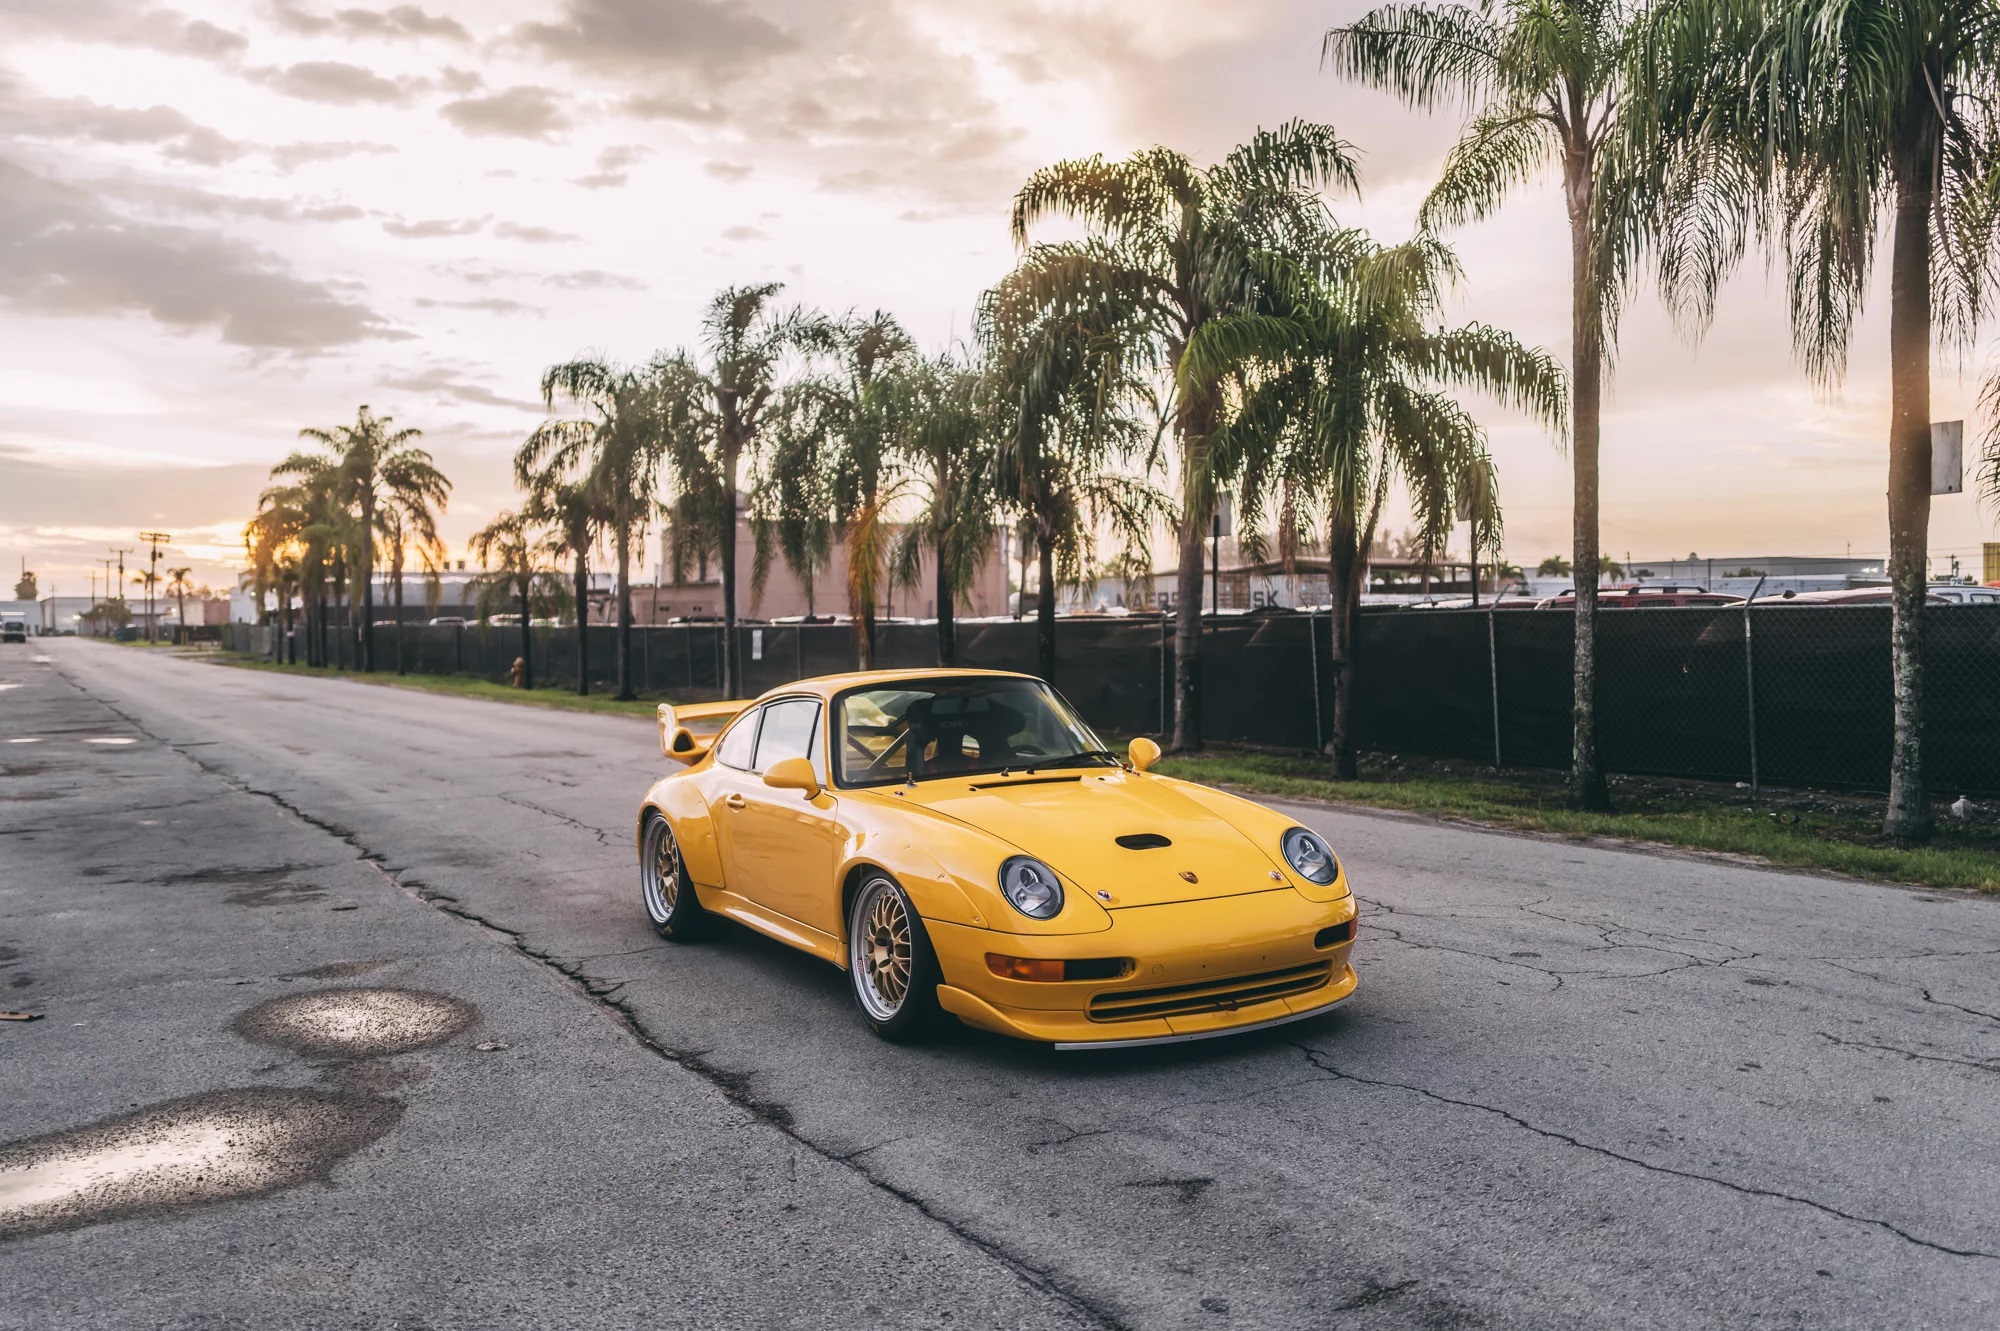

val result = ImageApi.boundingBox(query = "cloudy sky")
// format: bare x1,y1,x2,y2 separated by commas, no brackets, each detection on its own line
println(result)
3,0,1996,601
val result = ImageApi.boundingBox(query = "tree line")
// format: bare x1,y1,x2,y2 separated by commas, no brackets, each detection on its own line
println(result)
249,0,2000,844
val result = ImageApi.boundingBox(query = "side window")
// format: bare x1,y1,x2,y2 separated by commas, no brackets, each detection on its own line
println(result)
752,698,820,774
715,708,760,770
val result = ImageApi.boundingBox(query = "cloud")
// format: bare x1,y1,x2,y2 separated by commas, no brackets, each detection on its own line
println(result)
382,216,485,238
720,224,767,242
254,61,413,106
269,3,471,43
542,268,646,290
515,0,792,74
494,221,580,244
572,143,650,188
0,85,251,165
128,9,250,61
704,160,751,182
413,296,541,316
106,180,367,225
439,86,569,139
0,157,395,351
268,139,398,171
381,366,541,411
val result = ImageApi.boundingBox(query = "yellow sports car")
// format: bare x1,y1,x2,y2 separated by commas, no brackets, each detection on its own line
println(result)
638,669,1357,1049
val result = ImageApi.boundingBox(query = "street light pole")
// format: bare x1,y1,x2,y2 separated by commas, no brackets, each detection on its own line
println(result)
140,532,171,644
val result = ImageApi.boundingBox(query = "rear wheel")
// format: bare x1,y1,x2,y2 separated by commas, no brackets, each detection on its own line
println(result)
846,874,943,1042
641,812,710,941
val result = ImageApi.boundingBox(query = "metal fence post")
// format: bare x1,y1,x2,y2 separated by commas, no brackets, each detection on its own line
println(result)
1744,575,1766,800
1158,614,1169,737
1488,600,1503,768
1308,610,1323,752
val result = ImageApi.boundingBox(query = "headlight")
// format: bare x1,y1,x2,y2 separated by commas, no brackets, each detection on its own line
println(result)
998,856,1064,919
1281,827,1339,885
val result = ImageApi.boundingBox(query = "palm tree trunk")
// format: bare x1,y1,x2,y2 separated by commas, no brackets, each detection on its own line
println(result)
935,528,956,666
720,472,740,697
519,574,534,690
1327,509,1360,780
1036,526,1057,683
1171,386,1218,754
574,551,590,696
1171,513,1206,752
392,559,405,674
1565,161,1611,811
359,495,376,673
615,524,634,700
1884,146,1935,844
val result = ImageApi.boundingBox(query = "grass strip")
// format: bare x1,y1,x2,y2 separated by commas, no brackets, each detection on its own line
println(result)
1154,749,2000,893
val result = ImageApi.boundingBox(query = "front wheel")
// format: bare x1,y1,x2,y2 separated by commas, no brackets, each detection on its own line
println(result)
847,874,943,1042
641,812,711,941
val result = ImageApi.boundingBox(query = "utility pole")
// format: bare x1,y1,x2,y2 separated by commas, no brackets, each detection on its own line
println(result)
109,549,132,638
140,532,171,645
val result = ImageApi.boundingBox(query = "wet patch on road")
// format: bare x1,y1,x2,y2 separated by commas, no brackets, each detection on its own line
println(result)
233,987,475,1058
0,1087,400,1240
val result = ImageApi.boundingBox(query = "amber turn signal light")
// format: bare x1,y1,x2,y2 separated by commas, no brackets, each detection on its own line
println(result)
986,953,1066,982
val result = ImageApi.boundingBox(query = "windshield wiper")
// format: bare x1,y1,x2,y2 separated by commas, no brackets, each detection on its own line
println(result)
1026,749,1124,772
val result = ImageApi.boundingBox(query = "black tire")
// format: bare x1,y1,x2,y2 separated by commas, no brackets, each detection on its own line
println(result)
846,873,944,1042
640,811,711,942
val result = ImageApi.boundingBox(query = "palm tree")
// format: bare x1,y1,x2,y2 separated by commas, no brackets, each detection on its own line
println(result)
293,406,448,674
982,269,1174,684
1184,233,1566,776
749,383,837,621
246,491,306,661
654,284,832,696
131,569,160,639
469,508,564,690
887,351,997,666
520,469,605,696
265,450,361,668
824,311,916,666
525,359,665,701
374,480,449,675
1630,0,2000,843
1009,122,1360,751
1326,0,1640,809
166,567,194,642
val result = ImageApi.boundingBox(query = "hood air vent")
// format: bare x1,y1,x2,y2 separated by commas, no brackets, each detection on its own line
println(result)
1115,833,1173,850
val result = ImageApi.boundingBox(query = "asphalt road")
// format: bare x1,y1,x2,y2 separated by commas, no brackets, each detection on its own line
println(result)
5,640,1999,1330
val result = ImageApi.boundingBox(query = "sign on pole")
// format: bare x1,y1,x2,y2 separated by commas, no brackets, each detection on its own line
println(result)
1932,420,1964,495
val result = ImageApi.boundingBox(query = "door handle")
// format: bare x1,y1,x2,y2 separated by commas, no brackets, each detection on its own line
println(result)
725,794,747,810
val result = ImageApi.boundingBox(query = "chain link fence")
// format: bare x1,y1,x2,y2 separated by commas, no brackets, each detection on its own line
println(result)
230,603,2000,797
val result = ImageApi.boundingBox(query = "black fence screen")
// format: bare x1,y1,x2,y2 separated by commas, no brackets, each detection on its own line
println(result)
232,603,2000,796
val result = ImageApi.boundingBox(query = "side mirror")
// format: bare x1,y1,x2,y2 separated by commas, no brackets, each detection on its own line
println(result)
1127,737,1162,773
762,756,821,798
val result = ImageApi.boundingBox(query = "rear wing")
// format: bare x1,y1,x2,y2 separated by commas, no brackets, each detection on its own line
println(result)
657,700,752,762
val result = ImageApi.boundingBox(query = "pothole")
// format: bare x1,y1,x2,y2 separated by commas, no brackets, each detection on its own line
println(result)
226,883,327,908
233,987,475,1058
0,1088,400,1240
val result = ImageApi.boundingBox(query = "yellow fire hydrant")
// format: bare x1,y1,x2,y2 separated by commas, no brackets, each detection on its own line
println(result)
510,656,526,689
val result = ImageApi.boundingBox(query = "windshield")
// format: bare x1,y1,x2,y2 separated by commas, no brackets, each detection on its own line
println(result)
835,677,1112,787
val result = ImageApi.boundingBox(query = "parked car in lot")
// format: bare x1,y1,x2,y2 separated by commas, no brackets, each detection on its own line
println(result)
1,614,27,643
1533,584,1746,609
640,669,1359,1048
427,616,468,626
1754,587,1955,605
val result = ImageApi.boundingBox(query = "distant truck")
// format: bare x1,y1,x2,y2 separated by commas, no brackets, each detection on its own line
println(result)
1,614,26,643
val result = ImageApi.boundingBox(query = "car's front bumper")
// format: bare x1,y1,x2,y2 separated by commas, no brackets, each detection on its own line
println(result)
926,887,1358,1048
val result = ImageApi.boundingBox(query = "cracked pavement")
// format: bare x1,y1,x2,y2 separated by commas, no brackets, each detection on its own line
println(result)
6,641,2000,1329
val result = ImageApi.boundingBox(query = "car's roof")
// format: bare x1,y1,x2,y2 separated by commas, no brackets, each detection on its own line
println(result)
752,667,1038,702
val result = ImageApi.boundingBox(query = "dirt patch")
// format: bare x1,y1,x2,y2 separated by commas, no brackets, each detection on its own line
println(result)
226,883,328,908
0,1087,400,1240
233,987,475,1058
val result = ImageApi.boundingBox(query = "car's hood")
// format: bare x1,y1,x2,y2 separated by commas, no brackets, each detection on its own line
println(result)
902,768,1284,907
